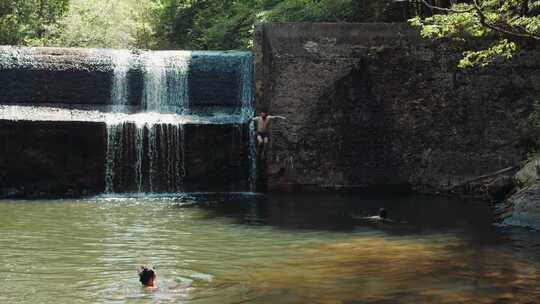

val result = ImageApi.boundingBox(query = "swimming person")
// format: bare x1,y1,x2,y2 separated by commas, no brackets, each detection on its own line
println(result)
378,208,388,220
361,208,391,222
138,265,157,288
250,111,287,158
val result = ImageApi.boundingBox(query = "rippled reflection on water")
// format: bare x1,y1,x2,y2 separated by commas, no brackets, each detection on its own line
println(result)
0,193,539,303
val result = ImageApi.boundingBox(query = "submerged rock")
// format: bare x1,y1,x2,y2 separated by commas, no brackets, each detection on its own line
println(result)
503,182,540,230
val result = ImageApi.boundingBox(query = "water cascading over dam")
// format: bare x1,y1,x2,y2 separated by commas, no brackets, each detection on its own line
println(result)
105,51,192,193
0,46,255,197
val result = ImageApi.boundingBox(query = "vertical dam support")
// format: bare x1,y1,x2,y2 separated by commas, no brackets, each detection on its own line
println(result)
0,47,254,197
254,23,540,195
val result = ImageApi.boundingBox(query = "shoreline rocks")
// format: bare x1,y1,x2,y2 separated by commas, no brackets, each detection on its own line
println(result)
502,157,540,230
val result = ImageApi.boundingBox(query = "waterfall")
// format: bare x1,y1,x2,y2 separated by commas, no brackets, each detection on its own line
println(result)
110,49,131,110
106,51,191,193
106,121,185,193
239,54,257,192
104,50,255,194
141,51,190,113
105,50,131,193
0,47,256,194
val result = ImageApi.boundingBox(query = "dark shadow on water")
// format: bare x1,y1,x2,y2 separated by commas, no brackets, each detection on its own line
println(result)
173,192,515,243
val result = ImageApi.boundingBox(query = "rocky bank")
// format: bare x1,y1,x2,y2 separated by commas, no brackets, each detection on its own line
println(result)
503,157,540,230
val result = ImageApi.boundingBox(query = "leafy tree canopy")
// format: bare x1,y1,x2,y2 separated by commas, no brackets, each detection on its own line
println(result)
4,0,538,62
0,0,69,45
49,0,160,49
410,0,540,68
1,0,407,49
153,0,399,50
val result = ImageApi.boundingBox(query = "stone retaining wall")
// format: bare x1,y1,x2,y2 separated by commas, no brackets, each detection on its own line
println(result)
255,23,540,195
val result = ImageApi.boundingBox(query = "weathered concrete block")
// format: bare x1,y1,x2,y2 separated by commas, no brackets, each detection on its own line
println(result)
255,23,540,195
0,119,251,197
0,120,107,197
0,47,251,110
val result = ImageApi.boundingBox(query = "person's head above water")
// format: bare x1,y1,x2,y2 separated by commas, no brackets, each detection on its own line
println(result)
378,208,388,219
138,265,156,287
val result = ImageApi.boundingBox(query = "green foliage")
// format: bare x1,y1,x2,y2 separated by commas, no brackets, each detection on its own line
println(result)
410,0,540,68
154,0,398,50
49,0,160,49
0,0,407,49
458,39,517,68
0,0,69,45
258,0,359,23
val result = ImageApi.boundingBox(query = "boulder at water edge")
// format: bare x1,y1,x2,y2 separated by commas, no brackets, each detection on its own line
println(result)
503,158,540,230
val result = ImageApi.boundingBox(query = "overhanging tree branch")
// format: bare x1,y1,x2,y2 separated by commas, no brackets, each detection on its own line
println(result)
471,0,540,40
420,0,474,13
420,0,540,41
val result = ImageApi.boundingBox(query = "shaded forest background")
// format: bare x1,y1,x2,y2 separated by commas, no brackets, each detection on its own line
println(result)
0,0,430,50
0,0,538,68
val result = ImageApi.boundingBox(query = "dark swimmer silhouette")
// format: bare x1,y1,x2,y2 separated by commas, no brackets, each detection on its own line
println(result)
138,265,157,288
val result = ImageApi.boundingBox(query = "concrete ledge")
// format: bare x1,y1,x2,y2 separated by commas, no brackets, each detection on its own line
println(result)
0,119,251,197
0,46,252,108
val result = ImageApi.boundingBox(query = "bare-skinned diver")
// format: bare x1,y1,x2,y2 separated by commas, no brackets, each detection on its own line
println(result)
250,111,287,159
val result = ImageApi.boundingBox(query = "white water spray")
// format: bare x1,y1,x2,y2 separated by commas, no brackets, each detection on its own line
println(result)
104,50,255,194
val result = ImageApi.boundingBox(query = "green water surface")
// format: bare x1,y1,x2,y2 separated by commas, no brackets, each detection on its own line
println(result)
0,193,539,303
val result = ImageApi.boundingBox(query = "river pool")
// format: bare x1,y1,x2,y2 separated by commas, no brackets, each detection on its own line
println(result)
0,193,539,303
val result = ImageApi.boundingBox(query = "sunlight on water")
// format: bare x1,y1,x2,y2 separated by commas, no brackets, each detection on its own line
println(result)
105,112,246,126
0,194,538,304
0,105,247,124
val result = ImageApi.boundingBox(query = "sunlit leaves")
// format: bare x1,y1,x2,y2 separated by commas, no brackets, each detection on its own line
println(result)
410,0,540,68
0,0,69,45
413,7,488,40
154,0,377,50
458,39,517,68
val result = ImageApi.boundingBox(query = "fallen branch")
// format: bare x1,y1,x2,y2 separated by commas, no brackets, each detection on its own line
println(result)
444,165,520,191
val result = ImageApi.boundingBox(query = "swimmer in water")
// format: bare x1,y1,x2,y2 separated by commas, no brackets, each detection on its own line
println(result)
379,208,388,220
138,265,157,288
363,208,391,222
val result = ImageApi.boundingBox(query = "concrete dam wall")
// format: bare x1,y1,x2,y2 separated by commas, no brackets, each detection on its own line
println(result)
2,23,539,198
255,23,540,196
0,47,255,197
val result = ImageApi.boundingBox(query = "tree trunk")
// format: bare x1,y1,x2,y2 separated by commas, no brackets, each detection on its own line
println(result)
521,0,529,16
